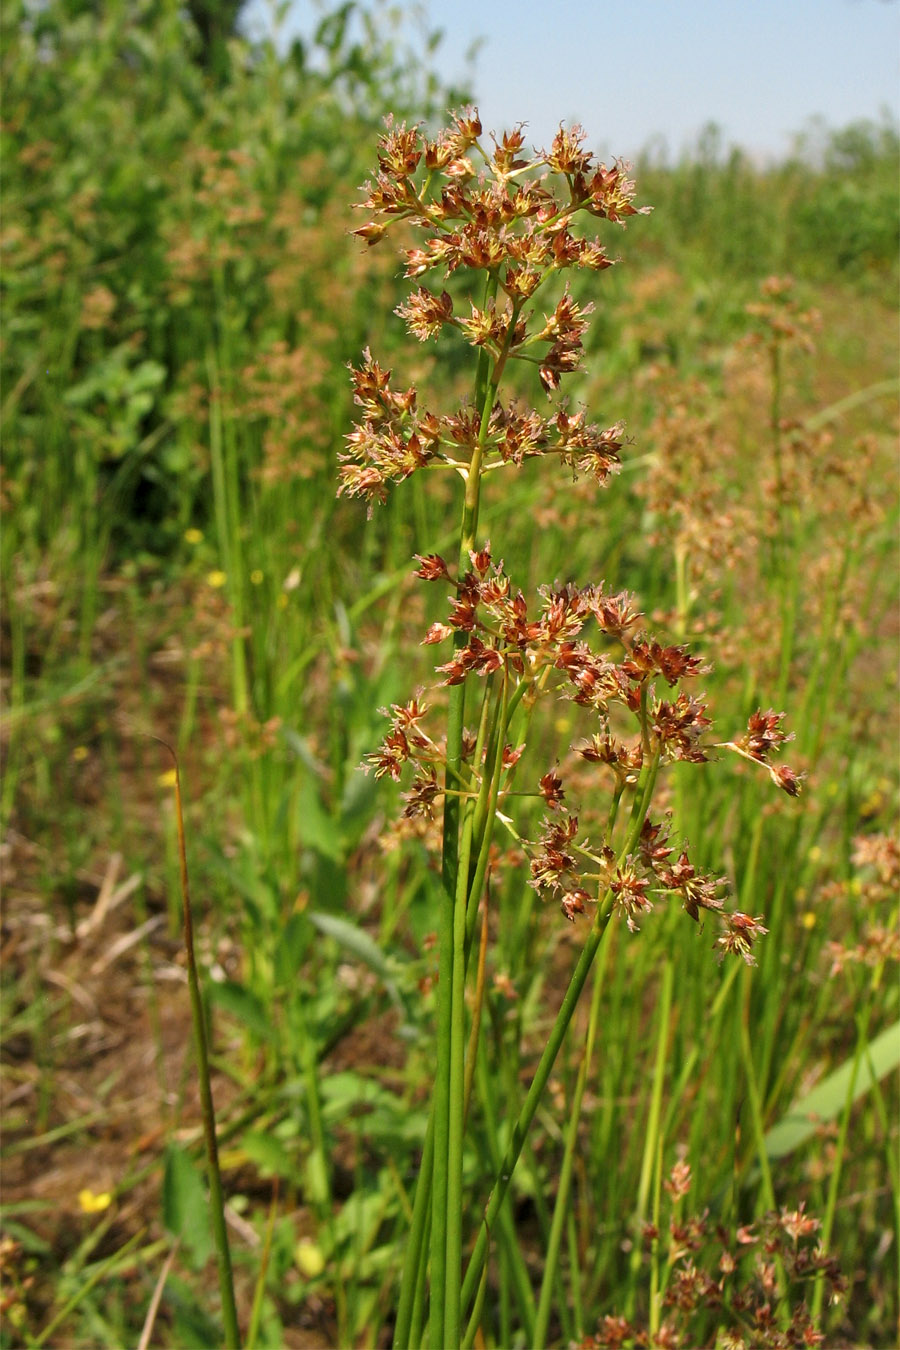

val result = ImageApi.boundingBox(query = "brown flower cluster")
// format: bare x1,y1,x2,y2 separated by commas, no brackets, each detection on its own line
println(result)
346,114,801,971
583,1165,844,1349
363,546,774,964
743,274,822,355
719,708,803,797
340,349,627,507
339,111,649,505
824,832,900,976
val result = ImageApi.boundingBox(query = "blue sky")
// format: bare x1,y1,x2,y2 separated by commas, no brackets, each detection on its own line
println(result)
255,0,899,161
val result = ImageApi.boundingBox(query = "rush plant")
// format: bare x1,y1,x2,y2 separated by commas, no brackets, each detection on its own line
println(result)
340,110,802,1349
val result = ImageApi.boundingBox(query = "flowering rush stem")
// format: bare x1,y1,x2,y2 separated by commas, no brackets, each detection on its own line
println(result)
341,109,801,1348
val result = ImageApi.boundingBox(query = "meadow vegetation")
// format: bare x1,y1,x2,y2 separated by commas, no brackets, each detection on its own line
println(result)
1,2,898,1347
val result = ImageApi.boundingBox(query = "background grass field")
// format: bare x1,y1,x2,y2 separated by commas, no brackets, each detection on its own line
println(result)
1,2,898,1346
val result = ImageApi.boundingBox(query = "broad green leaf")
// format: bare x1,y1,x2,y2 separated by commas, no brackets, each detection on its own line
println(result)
305,1147,329,1206
165,1274,223,1347
162,1144,212,1268
207,979,270,1041
309,910,409,1017
764,1019,900,1161
240,1130,299,1184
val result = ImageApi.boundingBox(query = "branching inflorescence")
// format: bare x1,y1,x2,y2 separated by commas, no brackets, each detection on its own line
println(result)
344,109,799,964
340,110,803,1347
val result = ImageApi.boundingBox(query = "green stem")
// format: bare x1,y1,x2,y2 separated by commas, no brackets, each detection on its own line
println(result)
639,964,674,1335
430,269,504,1344
167,747,240,1349
810,999,872,1323
533,922,611,1346
393,1109,434,1348
460,898,613,1333
460,749,660,1335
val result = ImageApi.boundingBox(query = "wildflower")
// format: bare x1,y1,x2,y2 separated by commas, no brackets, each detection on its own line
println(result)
78,1188,112,1213
716,912,769,966
295,1237,325,1279
656,848,727,921
414,553,451,581
769,762,802,796
718,709,803,796
529,813,580,895
560,888,591,921
651,693,711,763
779,1203,820,1242
396,287,454,341
577,730,643,781
402,769,441,820
538,769,565,808
422,622,453,645
664,1159,692,1200
611,860,653,932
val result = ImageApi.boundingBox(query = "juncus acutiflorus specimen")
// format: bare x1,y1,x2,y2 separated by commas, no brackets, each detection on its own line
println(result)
340,110,801,1349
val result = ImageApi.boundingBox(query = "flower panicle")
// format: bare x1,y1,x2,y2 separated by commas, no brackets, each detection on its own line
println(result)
718,708,804,797
342,110,651,508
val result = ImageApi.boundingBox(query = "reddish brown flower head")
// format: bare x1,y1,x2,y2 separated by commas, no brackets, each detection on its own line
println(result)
402,768,441,819
539,768,565,808
769,762,803,797
611,860,653,932
414,553,451,581
638,816,674,869
556,642,622,712
656,848,727,921
490,125,529,174
779,1204,820,1242
396,287,455,341
589,587,641,636
352,219,388,246
376,119,423,178
742,708,793,761
719,709,802,796
652,693,711,763
577,730,643,780
622,639,707,687
422,621,453,645
560,888,591,922
529,813,579,894
664,1160,692,1201
436,634,502,684
469,542,493,575
543,123,593,177
716,911,769,965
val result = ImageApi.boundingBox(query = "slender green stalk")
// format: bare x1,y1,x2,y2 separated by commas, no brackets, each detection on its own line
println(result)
246,1184,279,1350
460,740,661,1333
533,923,611,1345
738,981,789,1325
460,900,615,1332
810,997,872,1323
163,742,240,1350
393,1111,434,1348
473,1037,537,1339
644,972,671,1339
626,959,674,1321
430,270,503,1346
34,1229,147,1348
